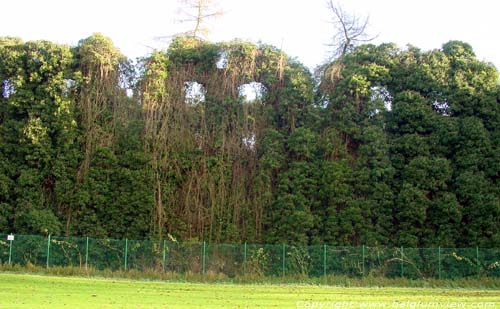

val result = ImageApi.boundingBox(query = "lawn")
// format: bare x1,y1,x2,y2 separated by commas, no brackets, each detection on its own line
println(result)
0,273,498,308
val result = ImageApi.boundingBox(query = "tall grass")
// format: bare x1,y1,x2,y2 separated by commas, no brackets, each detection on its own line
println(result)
0,263,498,288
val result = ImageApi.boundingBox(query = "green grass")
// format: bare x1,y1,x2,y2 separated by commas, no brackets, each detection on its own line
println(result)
0,273,499,308
1,264,499,289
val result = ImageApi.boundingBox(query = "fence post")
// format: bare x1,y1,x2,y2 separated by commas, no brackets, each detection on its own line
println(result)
8,237,13,265
476,246,480,278
85,237,89,270
282,243,286,277
323,244,327,277
438,246,441,280
162,239,166,273
202,241,206,275
46,234,51,269
362,245,365,276
124,238,128,270
400,246,404,277
243,242,247,275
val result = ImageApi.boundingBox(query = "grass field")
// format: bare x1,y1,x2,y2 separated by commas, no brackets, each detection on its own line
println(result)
0,273,499,308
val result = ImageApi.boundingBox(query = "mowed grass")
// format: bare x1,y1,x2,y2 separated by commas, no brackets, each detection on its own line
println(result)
0,273,499,308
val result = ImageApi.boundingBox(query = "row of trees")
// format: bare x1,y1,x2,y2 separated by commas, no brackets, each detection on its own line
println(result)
0,34,498,247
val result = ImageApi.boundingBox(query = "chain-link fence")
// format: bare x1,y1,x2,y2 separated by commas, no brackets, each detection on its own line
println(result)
0,234,498,279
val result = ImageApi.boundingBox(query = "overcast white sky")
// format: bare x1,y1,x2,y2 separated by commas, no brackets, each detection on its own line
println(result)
1,0,499,70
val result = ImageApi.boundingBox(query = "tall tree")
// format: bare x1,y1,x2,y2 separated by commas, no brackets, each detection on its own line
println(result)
175,0,224,38
325,0,376,59
1,34,498,248
0,38,78,235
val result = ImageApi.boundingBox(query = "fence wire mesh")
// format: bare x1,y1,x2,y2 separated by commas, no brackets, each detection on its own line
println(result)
0,234,498,279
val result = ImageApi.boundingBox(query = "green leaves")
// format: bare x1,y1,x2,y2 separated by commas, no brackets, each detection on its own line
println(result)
0,35,498,248
16,208,62,235
317,39,499,248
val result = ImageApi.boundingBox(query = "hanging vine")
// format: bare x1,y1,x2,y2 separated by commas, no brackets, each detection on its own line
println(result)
138,37,314,242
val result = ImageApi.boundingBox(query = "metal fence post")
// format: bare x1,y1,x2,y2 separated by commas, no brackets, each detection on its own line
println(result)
202,241,206,275
124,238,128,270
8,237,13,265
243,242,247,275
476,246,480,278
282,243,286,277
400,246,404,277
362,245,365,276
46,234,51,269
85,237,89,270
323,244,327,277
438,246,441,280
162,239,166,273
9,232,495,281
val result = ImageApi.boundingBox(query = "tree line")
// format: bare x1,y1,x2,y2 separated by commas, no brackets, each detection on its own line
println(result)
0,34,498,247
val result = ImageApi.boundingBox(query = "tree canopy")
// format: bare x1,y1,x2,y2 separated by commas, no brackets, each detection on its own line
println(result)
0,34,498,247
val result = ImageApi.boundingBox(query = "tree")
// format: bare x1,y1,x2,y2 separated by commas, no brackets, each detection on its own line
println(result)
0,38,78,236
264,128,318,244
1,32,498,247
325,0,376,59
175,0,224,38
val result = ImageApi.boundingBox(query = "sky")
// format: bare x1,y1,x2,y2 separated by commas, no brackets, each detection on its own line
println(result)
1,0,499,71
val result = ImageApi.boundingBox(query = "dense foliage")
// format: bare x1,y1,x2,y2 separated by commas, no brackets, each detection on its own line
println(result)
1,34,498,247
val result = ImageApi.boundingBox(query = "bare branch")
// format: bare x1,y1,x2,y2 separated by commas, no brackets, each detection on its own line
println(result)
175,0,224,39
325,0,377,59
